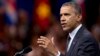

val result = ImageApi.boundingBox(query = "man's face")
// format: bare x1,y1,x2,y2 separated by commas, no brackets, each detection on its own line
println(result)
60,6,80,32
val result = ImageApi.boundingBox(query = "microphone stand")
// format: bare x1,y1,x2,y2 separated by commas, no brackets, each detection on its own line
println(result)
14,47,32,56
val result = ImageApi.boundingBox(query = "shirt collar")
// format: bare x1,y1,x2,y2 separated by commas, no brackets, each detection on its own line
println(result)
69,24,82,39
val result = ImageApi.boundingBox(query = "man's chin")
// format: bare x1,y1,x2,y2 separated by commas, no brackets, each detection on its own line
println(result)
62,28,69,32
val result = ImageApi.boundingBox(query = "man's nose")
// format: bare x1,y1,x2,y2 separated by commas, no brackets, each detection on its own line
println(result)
60,15,65,22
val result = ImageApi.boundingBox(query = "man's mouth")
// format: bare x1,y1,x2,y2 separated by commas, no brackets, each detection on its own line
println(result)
61,23,66,27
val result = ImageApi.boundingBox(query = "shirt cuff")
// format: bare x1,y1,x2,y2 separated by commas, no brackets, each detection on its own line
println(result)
56,51,60,56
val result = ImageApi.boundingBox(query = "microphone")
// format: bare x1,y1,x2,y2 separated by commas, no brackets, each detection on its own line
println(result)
14,47,32,56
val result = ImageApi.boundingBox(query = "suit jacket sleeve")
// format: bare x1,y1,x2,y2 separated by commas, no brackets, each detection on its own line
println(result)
77,36,99,56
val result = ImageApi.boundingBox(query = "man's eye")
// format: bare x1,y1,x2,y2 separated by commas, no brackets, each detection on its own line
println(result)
64,13,70,16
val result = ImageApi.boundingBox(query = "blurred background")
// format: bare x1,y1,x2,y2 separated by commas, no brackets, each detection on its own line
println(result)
0,0,99,56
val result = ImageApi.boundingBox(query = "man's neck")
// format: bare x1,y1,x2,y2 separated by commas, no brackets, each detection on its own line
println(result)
69,23,81,33
69,24,82,39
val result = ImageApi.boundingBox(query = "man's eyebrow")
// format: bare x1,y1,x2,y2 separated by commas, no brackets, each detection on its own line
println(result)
60,13,70,16
60,13,70,15
64,13,70,15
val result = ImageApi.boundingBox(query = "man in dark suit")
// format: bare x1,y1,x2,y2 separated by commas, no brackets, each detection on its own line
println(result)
37,2,99,56
60,2,99,56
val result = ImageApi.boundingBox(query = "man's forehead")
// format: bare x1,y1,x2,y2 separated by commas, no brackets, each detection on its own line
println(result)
60,6,75,13
60,6,74,10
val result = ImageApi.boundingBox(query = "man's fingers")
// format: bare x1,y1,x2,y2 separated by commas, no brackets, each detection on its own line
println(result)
51,37,54,44
37,40,45,44
38,44,47,48
38,36,50,42
37,38,48,42
40,36,46,39
38,38,45,41
37,36,52,49
40,36,49,40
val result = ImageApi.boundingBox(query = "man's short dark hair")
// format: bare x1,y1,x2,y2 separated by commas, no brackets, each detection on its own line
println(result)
61,2,82,15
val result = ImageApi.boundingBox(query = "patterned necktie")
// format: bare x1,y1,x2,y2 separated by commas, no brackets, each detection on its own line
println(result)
66,35,71,52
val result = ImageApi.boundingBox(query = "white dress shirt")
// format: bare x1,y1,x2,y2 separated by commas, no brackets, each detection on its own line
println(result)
67,24,82,51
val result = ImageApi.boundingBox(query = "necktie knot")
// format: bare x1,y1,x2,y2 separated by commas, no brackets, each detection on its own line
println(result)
67,35,71,43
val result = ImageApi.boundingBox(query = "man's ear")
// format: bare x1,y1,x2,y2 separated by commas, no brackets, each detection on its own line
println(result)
77,14,82,22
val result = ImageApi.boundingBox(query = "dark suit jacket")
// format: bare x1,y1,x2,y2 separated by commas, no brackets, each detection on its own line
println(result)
65,26,99,56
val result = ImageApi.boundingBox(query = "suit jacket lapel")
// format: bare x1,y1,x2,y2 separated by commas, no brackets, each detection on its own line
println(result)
67,26,85,56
